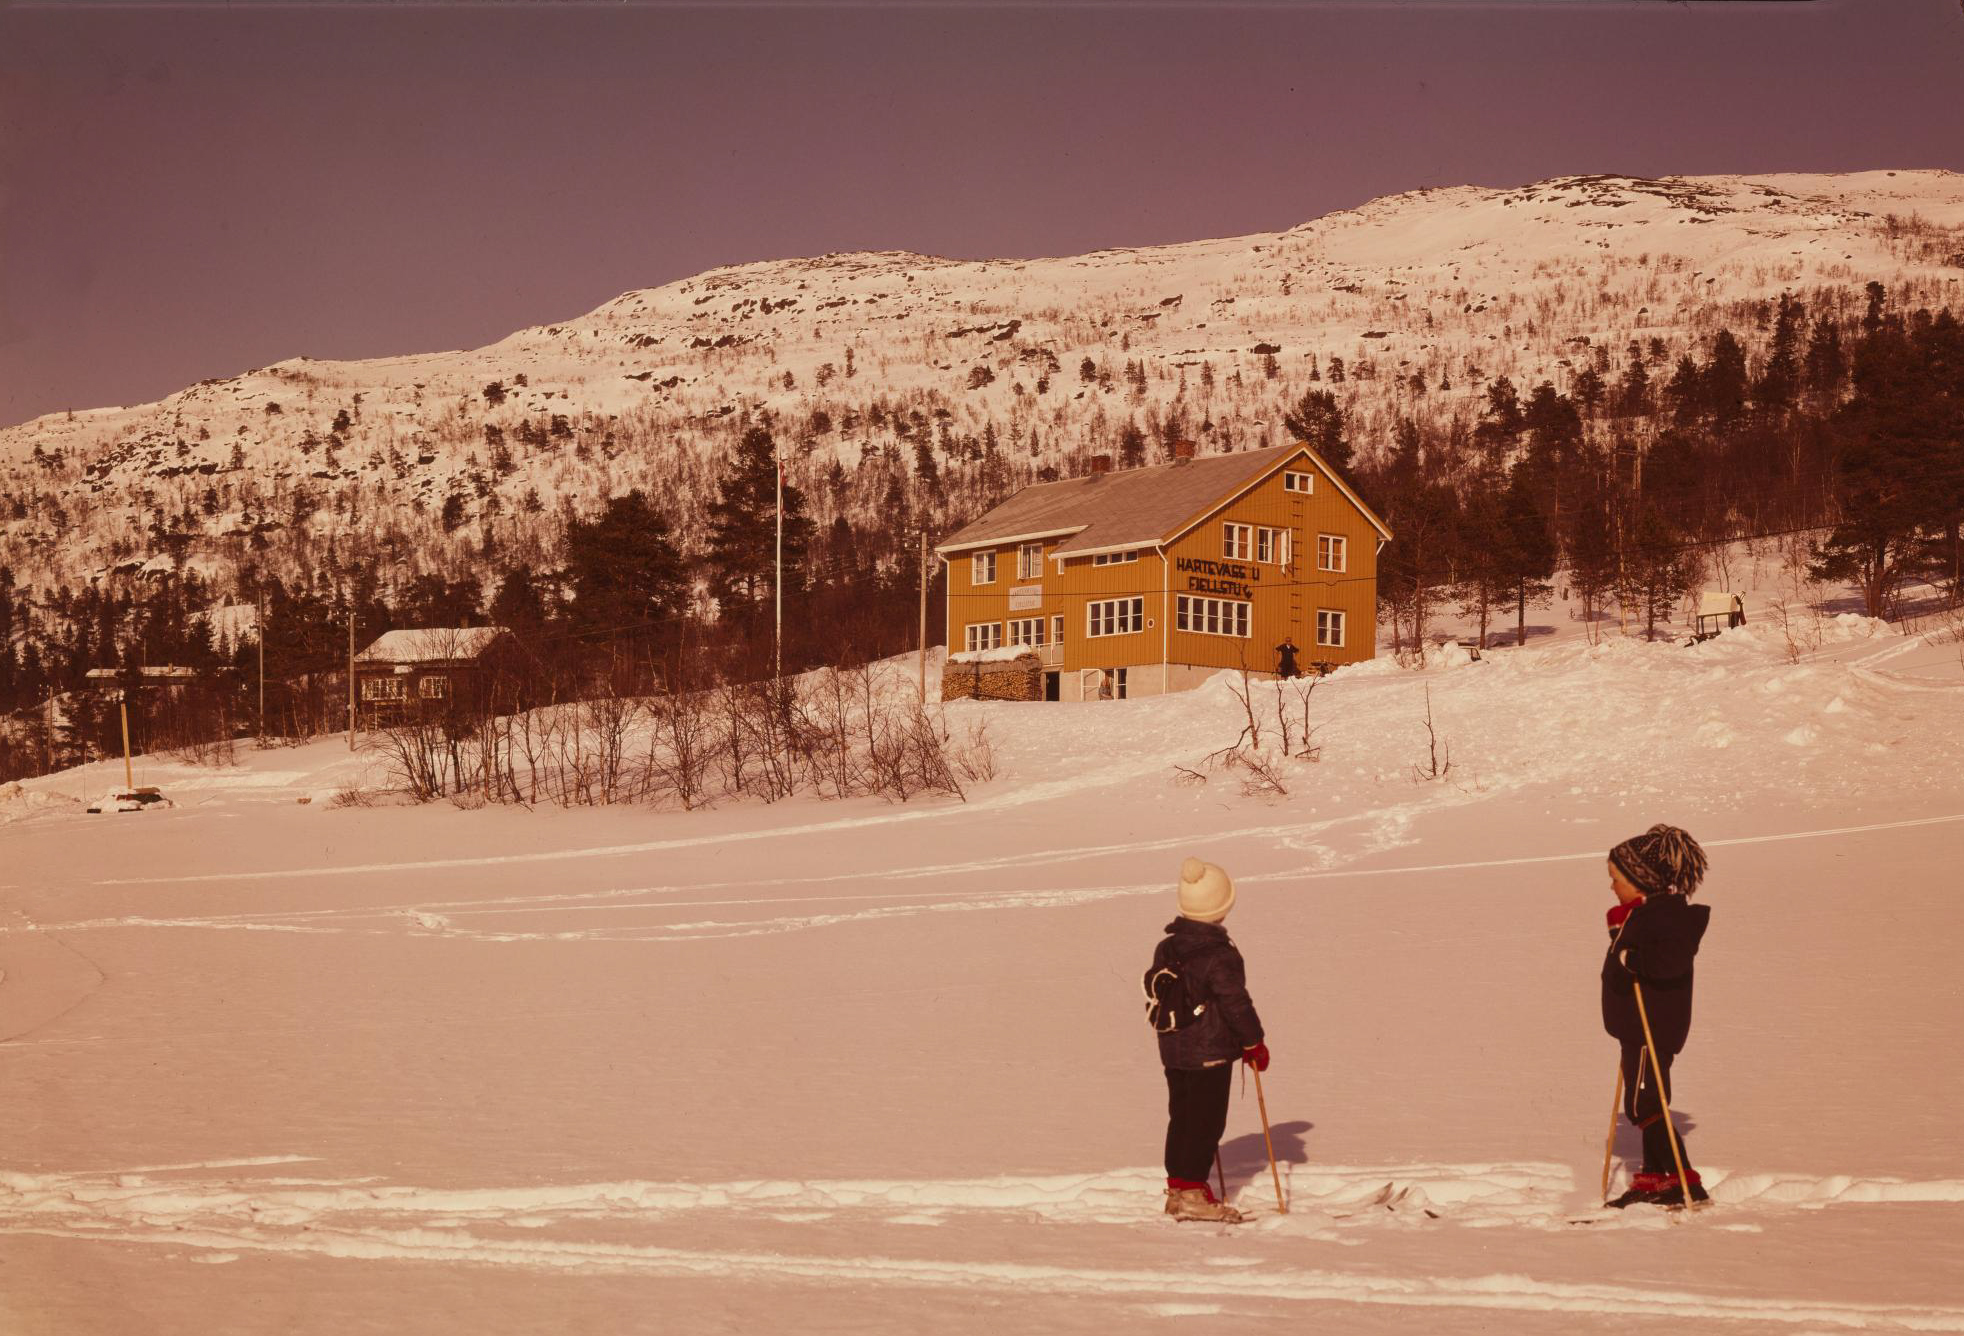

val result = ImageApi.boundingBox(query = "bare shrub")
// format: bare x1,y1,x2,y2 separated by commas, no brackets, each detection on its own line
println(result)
1410,684,1453,783
948,717,997,783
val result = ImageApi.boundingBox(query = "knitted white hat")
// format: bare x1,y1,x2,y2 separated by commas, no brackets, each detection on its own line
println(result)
1177,857,1235,923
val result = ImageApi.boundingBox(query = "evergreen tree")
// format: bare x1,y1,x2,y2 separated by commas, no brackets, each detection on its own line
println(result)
1616,356,1651,418
1620,507,1703,640
1565,486,1619,633
489,567,549,634
1496,463,1558,648
705,425,815,623
1810,302,1963,615
565,491,686,638
1703,330,1750,429
1753,293,1804,416
1281,388,1353,472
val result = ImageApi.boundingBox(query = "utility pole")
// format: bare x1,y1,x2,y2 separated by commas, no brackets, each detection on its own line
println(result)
774,434,784,683
118,693,134,791
917,529,930,702
347,614,356,750
256,593,265,743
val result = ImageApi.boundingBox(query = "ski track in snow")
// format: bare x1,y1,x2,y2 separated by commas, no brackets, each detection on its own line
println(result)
18,810,1964,945
5,1161,1963,1329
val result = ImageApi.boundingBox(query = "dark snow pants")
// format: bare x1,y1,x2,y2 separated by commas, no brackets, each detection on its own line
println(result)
1621,1041,1695,1175
1164,1063,1234,1183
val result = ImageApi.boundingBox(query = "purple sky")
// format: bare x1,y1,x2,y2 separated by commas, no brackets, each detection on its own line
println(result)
3,0,1961,428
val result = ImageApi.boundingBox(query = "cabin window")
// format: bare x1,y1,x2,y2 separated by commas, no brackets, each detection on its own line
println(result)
1255,527,1290,565
1316,609,1346,647
418,674,450,700
965,622,1003,652
1018,543,1043,580
1087,597,1144,637
1284,471,1314,494
1007,617,1046,647
1222,523,1252,561
361,676,404,702
1091,550,1139,566
972,552,997,584
1176,595,1252,638
1318,534,1348,573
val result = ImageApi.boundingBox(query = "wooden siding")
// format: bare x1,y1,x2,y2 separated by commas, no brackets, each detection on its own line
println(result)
1161,451,1379,675
943,447,1380,689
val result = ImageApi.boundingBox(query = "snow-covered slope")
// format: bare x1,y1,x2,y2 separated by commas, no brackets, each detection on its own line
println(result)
3,582,1963,1331
3,171,1963,595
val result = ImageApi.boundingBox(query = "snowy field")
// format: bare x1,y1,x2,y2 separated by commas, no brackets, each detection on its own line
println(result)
4,600,1964,1333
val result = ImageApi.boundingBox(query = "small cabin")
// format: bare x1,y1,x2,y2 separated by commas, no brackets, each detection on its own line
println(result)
1692,592,1747,642
354,627,512,722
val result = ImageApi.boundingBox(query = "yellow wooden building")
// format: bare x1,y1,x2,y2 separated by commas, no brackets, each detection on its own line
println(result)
936,442,1392,701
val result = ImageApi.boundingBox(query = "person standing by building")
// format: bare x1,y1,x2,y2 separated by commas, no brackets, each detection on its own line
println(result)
1275,637,1301,679
1145,858,1269,1223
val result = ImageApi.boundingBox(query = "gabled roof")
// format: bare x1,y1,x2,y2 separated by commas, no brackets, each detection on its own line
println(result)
936,443,1391,558
356,627,509,665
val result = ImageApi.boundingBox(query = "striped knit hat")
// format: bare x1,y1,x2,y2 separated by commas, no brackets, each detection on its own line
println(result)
1609,824,1709,898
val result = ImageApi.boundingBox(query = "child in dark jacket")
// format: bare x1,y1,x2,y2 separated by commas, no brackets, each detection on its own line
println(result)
1601,824,1712,1208
1146,857,1269,1223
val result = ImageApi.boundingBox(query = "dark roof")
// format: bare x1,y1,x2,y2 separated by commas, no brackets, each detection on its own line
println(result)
937,444,1389,557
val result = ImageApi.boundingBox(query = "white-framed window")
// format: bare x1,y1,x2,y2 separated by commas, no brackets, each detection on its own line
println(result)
361,675,404,702
1051,614,1065,645
1091,550,1140,566
1176,595,1252,638
1222,523,1252,561
971,551,997,584
965,622,1003,652
1255,526,1290,565
1087,597,1145,638
1317,533,1348,573
418,674,450,700
1108,667,1129,700
1018,543,1043,580
1316,609,1346,647
1007,617,1046,647
1284,471,1315,494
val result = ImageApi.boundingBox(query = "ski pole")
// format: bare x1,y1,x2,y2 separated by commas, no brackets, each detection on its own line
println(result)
1601,1063,1624,1202
1632,981,1694,1207
1252,1066,1286,1215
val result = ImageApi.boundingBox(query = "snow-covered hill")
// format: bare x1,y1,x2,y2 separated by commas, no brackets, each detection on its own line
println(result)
4,170,1963,595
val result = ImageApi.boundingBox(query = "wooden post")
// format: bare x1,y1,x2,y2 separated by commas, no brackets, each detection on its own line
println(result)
1633,982,1696,1208
1601,1064,1624,1202
917,530,929,702
118,696,134,791
256,593,265,743
774,435,784,684
348,615,356,750
1252,1065,1286,1215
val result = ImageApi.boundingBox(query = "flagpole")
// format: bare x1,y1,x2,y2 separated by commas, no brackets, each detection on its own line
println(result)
775,433,784,683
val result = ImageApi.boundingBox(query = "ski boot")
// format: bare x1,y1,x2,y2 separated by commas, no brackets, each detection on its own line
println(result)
1164,1182,1246,1224
1608,1169,1706,1210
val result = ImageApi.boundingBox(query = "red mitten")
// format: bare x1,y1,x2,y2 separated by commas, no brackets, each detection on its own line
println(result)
1242,1043,1270,1072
